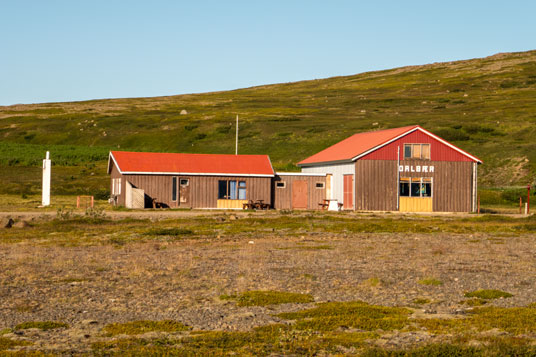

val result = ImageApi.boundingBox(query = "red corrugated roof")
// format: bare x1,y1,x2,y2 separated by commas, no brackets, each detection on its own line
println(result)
298,126,419,165
109,151,275,176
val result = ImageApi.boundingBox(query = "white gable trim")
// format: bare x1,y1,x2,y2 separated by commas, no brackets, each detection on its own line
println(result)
108,152,122,174
351,126,481,163
416,127,482,163
351,127,420,161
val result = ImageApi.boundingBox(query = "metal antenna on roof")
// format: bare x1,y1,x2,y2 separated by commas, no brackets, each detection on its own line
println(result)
235,115,238,155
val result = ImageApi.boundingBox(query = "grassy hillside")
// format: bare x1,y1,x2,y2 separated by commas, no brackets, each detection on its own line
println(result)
1,50,536,197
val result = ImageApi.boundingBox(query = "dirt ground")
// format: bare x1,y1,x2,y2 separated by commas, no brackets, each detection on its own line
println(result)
1,214,535,353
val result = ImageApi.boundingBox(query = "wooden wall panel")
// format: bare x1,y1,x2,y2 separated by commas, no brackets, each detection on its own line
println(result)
355,160,398,211
399,160,471,212
273,175,326,210
123,175,271,209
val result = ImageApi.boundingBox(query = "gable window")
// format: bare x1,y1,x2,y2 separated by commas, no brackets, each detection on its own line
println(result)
218,180,246,200
403,144,431,160
399,177,433,197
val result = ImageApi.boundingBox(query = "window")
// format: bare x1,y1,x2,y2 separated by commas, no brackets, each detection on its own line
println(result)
112,178,121,195
180,179,189,186
238,181,246,199
276,181,286,188
400,177,433,197
218,180,246,200
404,144,431,160
316,182,325,189
400,178,410,197
422,178,432,197
172,177,177,201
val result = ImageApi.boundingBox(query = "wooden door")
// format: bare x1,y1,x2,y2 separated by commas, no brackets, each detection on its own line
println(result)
343,174,354,210
292,180,308,209
179,177,191,207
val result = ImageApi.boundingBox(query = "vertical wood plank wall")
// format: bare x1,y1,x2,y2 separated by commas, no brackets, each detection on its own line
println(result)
123,174,271,209
355,159,472,212
273,175,326,210
355,160,398,211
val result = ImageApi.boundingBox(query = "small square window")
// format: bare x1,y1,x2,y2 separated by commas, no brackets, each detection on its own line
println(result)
315,182,325,189
276,182,286,188
180,179,189,186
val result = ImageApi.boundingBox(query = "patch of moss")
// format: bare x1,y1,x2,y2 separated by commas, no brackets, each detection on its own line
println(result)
15,321,68,331
464,289,513,300
278,301,411,332
0,336,32,350
418,306,536,335
364,277,381,287
102,320,190,336
418,277,443,286
144,228,193,237
221,290,314,307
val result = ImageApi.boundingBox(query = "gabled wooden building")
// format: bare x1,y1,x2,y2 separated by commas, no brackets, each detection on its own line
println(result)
298,125,482,212
108,151,274,209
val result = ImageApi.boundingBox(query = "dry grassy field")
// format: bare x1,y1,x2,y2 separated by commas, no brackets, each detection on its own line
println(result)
1,207,535,355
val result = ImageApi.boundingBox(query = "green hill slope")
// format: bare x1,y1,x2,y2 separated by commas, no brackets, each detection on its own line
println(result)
1,50,536,196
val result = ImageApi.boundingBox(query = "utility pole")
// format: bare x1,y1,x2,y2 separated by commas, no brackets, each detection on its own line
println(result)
235,115,238,155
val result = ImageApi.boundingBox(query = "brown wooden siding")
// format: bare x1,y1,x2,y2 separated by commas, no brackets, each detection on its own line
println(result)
109,162,126,206
355,160,398,211
355,159,473,212
273,175,326,210
123,174,271,209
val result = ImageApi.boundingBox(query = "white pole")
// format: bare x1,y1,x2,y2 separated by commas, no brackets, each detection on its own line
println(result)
396,146,400,210
42,151,51,206
235,115,238,155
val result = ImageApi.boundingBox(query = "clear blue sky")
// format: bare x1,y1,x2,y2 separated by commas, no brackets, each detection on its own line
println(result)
1,1,534,106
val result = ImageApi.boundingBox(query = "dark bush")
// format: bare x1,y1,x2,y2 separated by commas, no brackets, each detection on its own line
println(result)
433,128,469,141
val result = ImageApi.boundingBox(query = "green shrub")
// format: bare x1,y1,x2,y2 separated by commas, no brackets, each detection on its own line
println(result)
432,128,470,141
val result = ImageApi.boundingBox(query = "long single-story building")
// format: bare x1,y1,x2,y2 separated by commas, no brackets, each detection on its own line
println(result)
298,125,482,212
108,151,275,209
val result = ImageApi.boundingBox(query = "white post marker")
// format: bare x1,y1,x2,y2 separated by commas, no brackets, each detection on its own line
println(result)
42,151,51,206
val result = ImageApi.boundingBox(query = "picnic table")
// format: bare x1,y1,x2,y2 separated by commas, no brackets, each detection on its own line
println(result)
243,200,270,210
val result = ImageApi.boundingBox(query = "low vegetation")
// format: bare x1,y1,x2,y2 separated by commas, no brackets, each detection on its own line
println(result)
102,320,190,336
1,213,535,246
221,290,314,306
89,303,536,355
418,277,443,286
0,337,31,351
278,301,412,332
464,289,513,300
15,321,68,330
